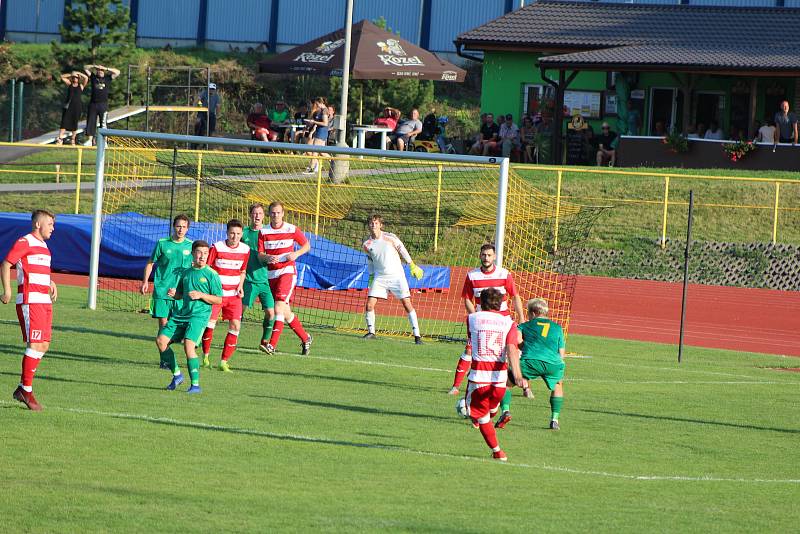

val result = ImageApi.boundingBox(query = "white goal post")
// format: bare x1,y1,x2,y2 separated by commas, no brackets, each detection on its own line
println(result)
88,128,510,310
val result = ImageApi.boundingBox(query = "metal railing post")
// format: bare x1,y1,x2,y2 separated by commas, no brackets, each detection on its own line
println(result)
554,169,563,253
495,158,510,267
433,164,443,252
314,160,323,234
194,152,203,222
74,147,83,214
661,176,670,248
772,181,780,244
9,79,15,142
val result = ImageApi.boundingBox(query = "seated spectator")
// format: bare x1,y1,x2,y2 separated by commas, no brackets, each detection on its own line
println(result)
374,107,401,130
686,124,699,139
289,101,310,143
268,100,290,140
729,126,745,142
499,114,520,158
520,116,537,163
704,120,724,140
247,103,278,142
390,108,423,151
469,113,500,155
653,120,667,137
755,118,776,144
696,122,707,139
596,122,617,167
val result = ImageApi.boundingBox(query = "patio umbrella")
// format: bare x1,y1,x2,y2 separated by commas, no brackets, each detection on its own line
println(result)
259,19,466,82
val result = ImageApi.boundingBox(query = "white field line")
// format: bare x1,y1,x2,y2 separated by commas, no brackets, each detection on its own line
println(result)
3,400,798,485
237,347,791,385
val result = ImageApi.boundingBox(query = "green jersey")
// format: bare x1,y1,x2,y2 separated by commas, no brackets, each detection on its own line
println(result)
519,318,565,365
241,226,268,283
171,265,223,323
149,237,193,299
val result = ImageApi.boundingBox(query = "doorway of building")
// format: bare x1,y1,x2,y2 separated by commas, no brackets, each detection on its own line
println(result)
696,92,725,135
730,92,751,139
648,88,683,135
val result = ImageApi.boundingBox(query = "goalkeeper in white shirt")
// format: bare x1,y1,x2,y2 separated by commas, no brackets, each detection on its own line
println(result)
362,214,424,344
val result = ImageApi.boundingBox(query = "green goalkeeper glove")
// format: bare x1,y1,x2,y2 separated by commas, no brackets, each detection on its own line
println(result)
409,262,424,280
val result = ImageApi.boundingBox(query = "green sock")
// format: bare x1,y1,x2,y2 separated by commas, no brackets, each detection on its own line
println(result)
159,348,170,368
262,317,274,342
500,389,513,413
550,396,563,421
187,357,200,386
161,347,179,375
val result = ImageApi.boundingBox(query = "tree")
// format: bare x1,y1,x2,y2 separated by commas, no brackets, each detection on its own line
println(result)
53,0,136,64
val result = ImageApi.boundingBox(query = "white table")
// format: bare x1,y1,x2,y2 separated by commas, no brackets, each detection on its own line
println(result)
276,122,307,142
352,125,394,157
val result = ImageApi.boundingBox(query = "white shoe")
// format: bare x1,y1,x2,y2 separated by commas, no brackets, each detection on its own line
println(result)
302,167,315,175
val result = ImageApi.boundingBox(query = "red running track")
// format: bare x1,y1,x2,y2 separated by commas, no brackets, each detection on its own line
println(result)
47,272,800,357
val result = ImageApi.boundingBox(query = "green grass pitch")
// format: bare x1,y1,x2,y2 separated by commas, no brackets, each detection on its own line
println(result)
1,286,799,531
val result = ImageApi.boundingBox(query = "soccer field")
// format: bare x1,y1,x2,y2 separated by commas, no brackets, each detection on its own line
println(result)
2,286,798,532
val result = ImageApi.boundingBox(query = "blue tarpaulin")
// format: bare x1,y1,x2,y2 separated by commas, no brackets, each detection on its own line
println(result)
0,212,450,291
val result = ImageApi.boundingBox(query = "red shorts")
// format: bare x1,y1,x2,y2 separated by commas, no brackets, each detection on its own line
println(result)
254,127,278,141
466,381,506,424
269,273,297,304
16,303,53,343
210,295,243,322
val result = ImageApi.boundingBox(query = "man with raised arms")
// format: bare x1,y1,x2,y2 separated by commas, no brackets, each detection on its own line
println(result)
201,219,250,372
1,210,58,411
257,201,313,355
156,240,223,393
141,215,193,370
362,214,424,343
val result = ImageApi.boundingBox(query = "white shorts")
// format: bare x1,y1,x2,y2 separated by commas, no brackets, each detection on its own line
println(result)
368,275,410,300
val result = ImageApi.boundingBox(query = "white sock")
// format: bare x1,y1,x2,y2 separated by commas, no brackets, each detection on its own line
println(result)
365,310,375,333
407,310,420,336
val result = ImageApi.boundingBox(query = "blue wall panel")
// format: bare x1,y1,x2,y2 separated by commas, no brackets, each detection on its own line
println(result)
353,0,422,42
276,0,345,45
429,0,505,52
7,0,64,33
137,0,199,39
690,0,774,4
206,0,271,42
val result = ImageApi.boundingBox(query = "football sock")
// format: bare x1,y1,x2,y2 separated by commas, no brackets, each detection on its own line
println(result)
187,357,200,386
269,314,285,348
160,347,179,375
221,330,239,361
500,389,513,413
550,395,563,421
201,326,215,356
365,310,376,334
261,316,274,343
21,348,44,389
478,422,499,449
407,310,420,336
452,358,471,388
287,314,310,342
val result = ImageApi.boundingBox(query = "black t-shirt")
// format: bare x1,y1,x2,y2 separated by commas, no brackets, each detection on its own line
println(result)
480,122,499,141
597,131,617,149
293,111,308,124
90,74,111,104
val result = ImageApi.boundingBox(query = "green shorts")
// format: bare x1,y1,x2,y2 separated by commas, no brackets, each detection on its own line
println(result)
520,359,565,390
150,297,178,319
158,316,207,346
243,280,274,310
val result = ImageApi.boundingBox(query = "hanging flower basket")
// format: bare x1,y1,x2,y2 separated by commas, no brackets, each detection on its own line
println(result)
722,140,756,162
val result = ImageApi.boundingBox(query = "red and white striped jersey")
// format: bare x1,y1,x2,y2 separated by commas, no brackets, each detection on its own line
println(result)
207,240,250,297
467,310,516,385
257,222,308,279
461,265,518,315
4,233,52,305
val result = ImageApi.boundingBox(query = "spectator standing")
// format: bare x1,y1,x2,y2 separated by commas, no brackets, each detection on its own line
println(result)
195,83,221,137
755,118,776,144
625,100,641,135
498,114,520,158
469,113,500,155
83,64,120,146
704,121,724,140
56,71,88,145
520,116,537,163
390,108,423,151
774,100,798,144
596,122,617,167
303,97,330,175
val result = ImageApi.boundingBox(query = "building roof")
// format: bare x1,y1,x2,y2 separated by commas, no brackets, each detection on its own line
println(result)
455,1,800,50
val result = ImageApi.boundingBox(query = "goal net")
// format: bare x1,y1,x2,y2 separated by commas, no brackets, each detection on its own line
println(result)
91,130,603,341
